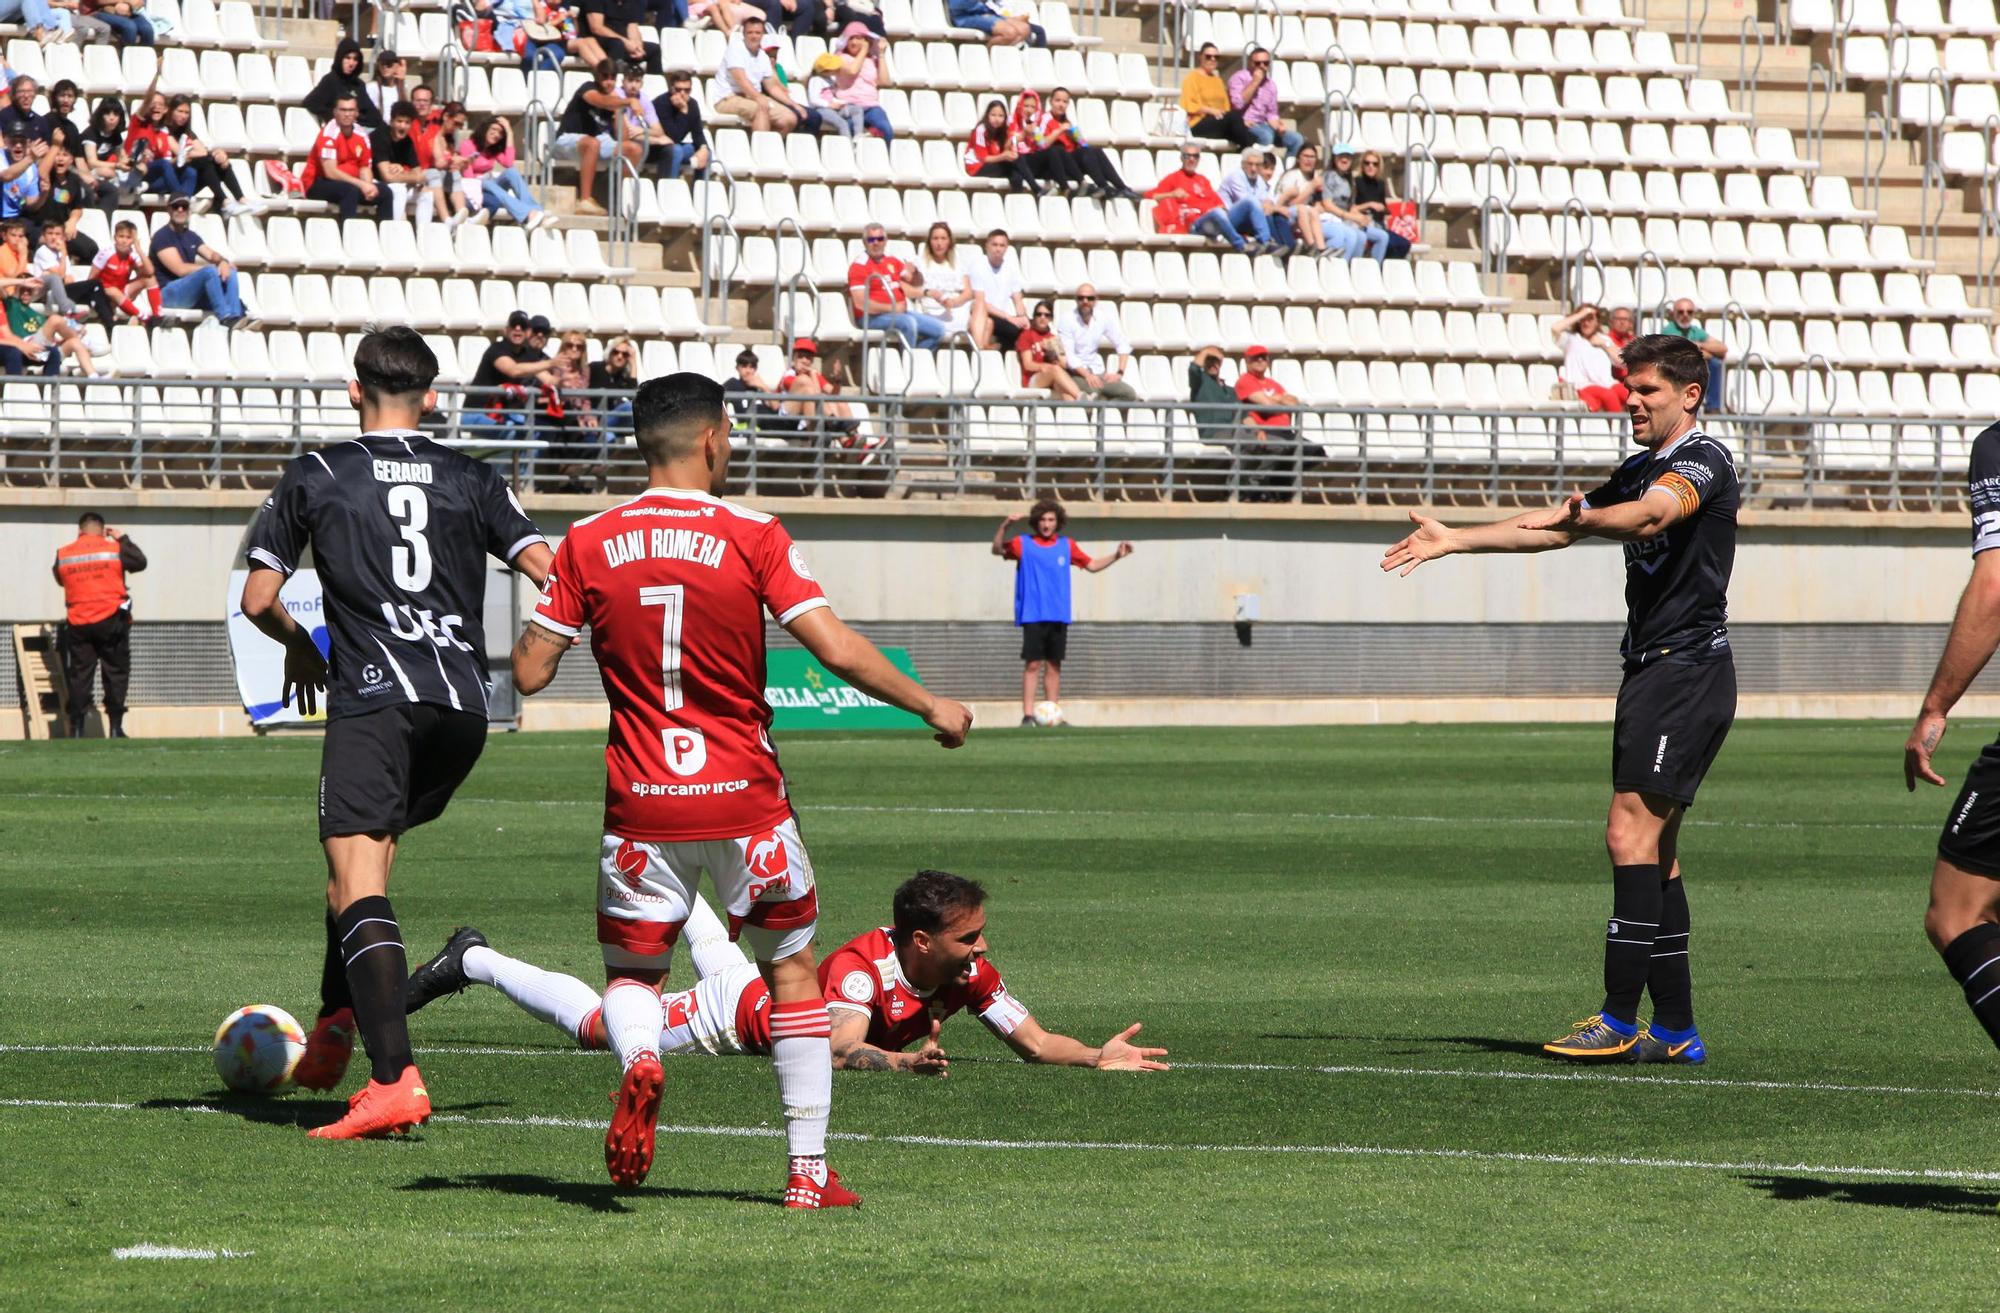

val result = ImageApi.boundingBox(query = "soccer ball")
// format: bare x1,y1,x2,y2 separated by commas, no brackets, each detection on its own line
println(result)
212,1004,307,1094
1032,701,1066,727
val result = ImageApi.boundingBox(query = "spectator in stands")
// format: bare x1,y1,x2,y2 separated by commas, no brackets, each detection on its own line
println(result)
689,0,766,35
1350,149,1411,259
0,77,45,142
150,195,248,326
827,24,892,141
461,116,550,229
1055,285,1135,400
1217,147,1287,254
1039,88,1139,201
777,0,884,40
2,282,96,375
1186,344,1242,449
414,96,478,227
1017,299,1078,399
949,0,1040,48
582,0,663,73
89,218,157,322
723,346,787,436
123,91,192,199
779,337,872,453
0,219,34,294
848,221,948,348
34,224,115,326
1227,48,1302,161
1607,305,1636,354
1660,298,1728,412
590,333,638,433
915,221,987,348
27,147,100,262
555,60,641,216
1553,304,1626,412
371,100,426,222
44,80,83,149
963,99,1038,193
965,226,1028,351
305,39,386,131
79,98,138,209
1275,143,1328,255
25,0,112,45
1009,91,1088,196
163,96,253,216
365,50,409,123
1319,144,1390,262
0,130,46,223
300,93,377,222
1234,345,1314,499
467,308,563,434
714,17,805,135
1147,144,1249,251
650,70,711,179
82,0,153,46
490,0,567,72
1181,42,1252,148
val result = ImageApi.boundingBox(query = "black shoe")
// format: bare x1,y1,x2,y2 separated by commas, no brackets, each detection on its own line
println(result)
405,925,488,1013
1020,715,1037,728
66,715,84,738
108,721,127,739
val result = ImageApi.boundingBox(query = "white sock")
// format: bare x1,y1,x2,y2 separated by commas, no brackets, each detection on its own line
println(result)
602,980,664,1069
683,896,748,981
463,946,604,1044
769,1000,832,1160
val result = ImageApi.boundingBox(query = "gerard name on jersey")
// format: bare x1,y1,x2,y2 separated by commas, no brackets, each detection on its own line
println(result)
371,458,434,485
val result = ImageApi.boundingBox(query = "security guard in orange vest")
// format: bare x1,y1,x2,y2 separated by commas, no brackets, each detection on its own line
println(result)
53,512,147,739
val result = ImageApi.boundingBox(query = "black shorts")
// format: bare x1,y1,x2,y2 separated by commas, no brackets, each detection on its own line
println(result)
319,704,488,841
1937,740,2000,877
1020,621,1068,663
1610,657,1736,807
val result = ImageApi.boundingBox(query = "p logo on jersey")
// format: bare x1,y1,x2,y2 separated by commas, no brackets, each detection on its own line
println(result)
663,727,708,777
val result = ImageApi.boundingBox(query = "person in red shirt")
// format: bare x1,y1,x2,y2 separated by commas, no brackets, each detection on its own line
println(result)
1232,345,1320,501
511,371,973,1206
847,223,948,348
90,220,161,323
52,511,145,739
962,97,1037,193
300,93,378,221
1146,143,1229,235
1015,298,1079,399
407,872,1170,1076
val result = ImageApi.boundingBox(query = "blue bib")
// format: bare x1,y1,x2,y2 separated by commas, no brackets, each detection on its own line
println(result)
1013,535,1074,625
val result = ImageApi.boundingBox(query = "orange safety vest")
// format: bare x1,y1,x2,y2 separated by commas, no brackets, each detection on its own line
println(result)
54,533,129,626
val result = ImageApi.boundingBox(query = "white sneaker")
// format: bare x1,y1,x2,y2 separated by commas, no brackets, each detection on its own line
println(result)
223,200,252,217
445,211,464,231
470,208,492,226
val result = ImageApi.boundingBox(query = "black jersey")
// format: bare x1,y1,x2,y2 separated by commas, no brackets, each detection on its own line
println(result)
1967,421,2000,556
1581,427,1738,667
246,429,545,720
559,84,613,137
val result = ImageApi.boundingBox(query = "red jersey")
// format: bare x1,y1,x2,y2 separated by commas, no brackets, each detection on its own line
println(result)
300,124,372,192
1016,326,1059,386
1236,372,1294,428
532,486,829,841
818,926,1029,1052
91,247,142,296
961,125,1007,176
847,254,909,311
1146,167,1224,236
1002,532,1089,566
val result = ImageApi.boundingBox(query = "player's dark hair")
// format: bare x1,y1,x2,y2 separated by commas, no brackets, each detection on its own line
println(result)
1028,497,1066,531
353,326,440,403
633,372,727,465
1621,333,1707,402
891,870,988,939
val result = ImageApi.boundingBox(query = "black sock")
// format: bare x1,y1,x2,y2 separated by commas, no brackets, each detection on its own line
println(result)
1647,876,1694,1031
318,910,352,1019
1942,923,2000,1050
1600,864,1663,1026
336,895,413,1084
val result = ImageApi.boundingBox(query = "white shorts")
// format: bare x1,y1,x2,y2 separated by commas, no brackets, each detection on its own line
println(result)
658,961,765,1056
552,131,617,161
597,816,818,970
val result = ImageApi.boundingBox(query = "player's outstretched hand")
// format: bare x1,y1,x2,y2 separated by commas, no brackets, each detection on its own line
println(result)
912,1017,950,1077
1114,541,1134,559
927,696,973,749
1906,711,1949,791
1095,1023,1170,1072
1381,510,1454,577
283,633,328,717
1518,492,1587,533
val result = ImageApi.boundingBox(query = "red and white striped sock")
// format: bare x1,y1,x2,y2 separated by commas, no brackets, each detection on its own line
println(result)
601,979,664,1069
769,999,832,1161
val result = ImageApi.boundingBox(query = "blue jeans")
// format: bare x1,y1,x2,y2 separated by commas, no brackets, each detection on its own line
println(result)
656,141,702,178
160,265,243,320
0,0,22,21
463,409,526,437
1246,123,1305,159
1320,218,1365,258
1193,198,1270,250
95,10,154,42
1267,210,1294,250
862,310,949,348
522,40,566,73
859,106,893,141
146,158,197,196
481,166,540,224
1704,358,1724,411
22,0,69,32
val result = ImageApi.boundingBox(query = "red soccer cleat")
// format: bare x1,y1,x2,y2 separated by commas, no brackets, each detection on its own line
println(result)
604,1056,665,1188
291,1007,355,1091
305,1064,431,1139
784,1165,862,1209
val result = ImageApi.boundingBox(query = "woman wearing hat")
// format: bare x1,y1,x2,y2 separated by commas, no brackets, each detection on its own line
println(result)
827,22,893,141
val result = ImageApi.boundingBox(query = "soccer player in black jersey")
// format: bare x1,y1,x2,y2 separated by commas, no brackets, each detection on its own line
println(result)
1383,335,1736,1063
240,327,553,1138
1904,420,2000,1064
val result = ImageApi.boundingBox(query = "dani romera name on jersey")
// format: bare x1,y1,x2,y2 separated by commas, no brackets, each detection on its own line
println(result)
602,526,731,571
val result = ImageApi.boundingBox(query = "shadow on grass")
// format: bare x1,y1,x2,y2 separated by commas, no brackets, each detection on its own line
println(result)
399,1173,778,1214
1742,1175,1999,1216
1257,1033,1554,1060
139,1094,508,1131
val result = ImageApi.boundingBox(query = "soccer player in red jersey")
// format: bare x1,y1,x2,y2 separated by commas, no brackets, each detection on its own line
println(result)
510,372,974,1206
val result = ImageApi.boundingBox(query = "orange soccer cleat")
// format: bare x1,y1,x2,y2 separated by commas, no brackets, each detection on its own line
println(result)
291,1007,355,1091
306,1064,431,1140
784,1165,862,1210
604,1056,666,1188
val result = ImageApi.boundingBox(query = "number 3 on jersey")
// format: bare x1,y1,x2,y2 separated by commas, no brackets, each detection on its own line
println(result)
387,485,433,591
642,583,706,776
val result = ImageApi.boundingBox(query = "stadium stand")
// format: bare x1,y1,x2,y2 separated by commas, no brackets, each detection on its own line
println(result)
0,0,1991,508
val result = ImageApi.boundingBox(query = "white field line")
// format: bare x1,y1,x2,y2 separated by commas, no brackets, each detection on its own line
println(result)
5,1097,1998,1185
0,790,1942,833
112,1245,253,1261
5,1045,1996,1102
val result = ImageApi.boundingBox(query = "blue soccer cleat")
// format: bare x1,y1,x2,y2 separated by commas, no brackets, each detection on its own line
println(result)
1632,1023,1706,1064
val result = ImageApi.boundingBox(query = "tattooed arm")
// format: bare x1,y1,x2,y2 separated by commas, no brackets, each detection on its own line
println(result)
828,1008,949,1075
511,621,572,696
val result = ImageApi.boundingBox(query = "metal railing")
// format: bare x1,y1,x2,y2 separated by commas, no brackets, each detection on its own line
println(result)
1736,16,1765,124
1804,61,1834,167
0,380,1975,512
1860,109,1890,212
1320,44,1355,147
607,151,642,273
1682,0,1709,90
772,217,816,349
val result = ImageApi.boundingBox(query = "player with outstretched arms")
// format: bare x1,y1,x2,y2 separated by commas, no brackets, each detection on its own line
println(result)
1382,334,1737,1064
1902,419,2000,1067
405,871,1168,1075
510,372,974,1206
239,327,552,1139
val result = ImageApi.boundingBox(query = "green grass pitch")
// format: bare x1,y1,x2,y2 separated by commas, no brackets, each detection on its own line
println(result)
2,721,1996,1310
